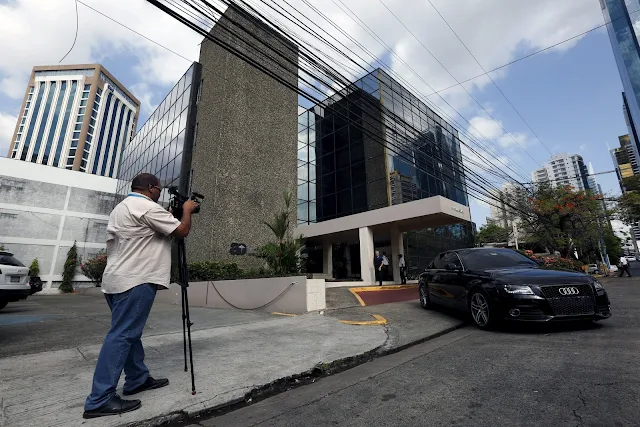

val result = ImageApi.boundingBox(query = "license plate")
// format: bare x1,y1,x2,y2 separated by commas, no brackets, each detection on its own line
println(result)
10,276,20,283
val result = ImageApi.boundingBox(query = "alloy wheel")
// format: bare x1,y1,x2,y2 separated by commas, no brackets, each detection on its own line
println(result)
470,292,490,327
419,282,430,309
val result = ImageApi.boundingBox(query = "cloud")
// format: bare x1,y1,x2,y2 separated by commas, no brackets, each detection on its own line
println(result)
0,0,202,100
0,112,17,157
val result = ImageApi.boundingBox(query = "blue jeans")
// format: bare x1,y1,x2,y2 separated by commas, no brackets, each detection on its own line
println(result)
85,283,157,410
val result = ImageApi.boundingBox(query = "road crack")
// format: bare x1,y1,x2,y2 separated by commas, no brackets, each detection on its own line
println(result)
572,388,586,426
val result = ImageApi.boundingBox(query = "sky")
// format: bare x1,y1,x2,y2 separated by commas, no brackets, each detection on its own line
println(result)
0,0,631,226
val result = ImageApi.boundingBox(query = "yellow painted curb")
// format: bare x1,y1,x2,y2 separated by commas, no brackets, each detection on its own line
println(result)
339,314,388,326
348,284,417,306
348,288,367,306
350,285,417,292
272,312,297,317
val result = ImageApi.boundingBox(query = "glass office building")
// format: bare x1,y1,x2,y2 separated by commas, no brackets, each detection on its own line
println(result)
602,0,640,162
115,63,201,205
298,68,473,277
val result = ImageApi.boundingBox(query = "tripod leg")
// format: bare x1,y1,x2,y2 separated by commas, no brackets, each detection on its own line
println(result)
178,241,188,372
181,288,188,372
183,288,196,395
180,239,197,395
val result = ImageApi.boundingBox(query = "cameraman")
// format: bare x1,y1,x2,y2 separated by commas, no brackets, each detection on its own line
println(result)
83,173,199,419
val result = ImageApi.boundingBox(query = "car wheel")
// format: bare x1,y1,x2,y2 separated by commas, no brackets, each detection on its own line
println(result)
0,300,8,311
469,290,493,330
419,281,431,310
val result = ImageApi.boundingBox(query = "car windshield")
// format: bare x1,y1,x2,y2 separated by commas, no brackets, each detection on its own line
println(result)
0,254,25,267
461,249,538,270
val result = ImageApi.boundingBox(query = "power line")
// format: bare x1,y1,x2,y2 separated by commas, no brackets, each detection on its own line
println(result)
421,0,554,156
429,7,640,96
59,0,80,62
76,0,194,62
151,0,539,220
80,0,530,187
328,0,536,179
373,0,543,167
83,0,536,219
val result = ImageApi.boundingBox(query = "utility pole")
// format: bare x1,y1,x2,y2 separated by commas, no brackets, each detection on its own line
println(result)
513,221,519,250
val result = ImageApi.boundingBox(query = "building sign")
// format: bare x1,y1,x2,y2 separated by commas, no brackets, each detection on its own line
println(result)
229,243,247,255
451,206,464,213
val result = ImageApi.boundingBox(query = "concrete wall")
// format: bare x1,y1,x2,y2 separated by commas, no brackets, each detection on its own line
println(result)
0,158,117,289
187,4,298,268
77,276,326,314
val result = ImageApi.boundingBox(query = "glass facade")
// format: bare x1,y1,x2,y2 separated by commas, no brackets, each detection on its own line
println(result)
20,82,46,161
298,68,468,224
53,81,78,167
298,68,473,277
603,0,640,161
41,81,68,165
115,63,200,205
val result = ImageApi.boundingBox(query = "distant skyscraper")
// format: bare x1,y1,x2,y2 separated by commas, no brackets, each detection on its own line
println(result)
587,162,602,196
611,134,638,192
7,64,140,178
531,153,592,191
488,182,521,228
601,0,640,161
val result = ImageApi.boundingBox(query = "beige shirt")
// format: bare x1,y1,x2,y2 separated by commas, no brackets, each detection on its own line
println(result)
102,193,181,294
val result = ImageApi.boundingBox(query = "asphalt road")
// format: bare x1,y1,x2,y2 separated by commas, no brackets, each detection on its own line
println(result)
202,266,640,427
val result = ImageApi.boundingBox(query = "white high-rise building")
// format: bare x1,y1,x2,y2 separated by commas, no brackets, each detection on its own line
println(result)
531,153,593,191
7,64,140,178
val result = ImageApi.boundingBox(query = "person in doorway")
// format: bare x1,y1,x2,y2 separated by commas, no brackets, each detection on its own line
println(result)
398,254,407,284
83,173,200,419
374,250,384,286
382,251,390,282
619,255,632,277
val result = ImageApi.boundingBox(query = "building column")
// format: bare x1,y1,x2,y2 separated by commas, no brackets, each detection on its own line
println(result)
323,239,333,278
359,227,375,285
391,226,404,283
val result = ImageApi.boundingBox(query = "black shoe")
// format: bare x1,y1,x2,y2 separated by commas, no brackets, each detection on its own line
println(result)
83,395,141,419
123,376,169,396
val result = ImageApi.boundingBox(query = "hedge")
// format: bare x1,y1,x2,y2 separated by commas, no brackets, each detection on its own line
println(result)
179,261,292,282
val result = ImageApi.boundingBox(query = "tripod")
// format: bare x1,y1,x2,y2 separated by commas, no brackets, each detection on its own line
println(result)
176,237,196,395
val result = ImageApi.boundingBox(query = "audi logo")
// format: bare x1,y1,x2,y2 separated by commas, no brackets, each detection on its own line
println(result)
558,287,580,296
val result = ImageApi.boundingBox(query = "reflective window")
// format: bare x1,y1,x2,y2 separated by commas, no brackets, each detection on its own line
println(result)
42,81,68,165
53,81,78,167
297,69,468,225
92,92,114,174
115,63,198,206
20,82,46,161
30,81,57,162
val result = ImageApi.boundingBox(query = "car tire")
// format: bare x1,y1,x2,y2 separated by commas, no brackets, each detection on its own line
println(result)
0,300,8,311
419,281,431,310
468,290,494,330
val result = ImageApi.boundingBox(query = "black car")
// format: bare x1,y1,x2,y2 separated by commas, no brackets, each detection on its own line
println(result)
419,248,611,329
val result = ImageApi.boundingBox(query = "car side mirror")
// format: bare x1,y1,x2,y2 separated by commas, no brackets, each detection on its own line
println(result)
445,263,460,271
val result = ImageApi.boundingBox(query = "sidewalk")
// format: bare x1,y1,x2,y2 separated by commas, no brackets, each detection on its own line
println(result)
0,294,463,427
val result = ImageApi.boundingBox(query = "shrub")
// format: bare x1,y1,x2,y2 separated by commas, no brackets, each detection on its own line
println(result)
29,258,40,276
59,243,79,293
517,249,584,271
254,190,305,275
81,252,108,287
185,261,289,281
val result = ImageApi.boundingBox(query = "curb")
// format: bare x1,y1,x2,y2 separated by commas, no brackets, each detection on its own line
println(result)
121,321,466,427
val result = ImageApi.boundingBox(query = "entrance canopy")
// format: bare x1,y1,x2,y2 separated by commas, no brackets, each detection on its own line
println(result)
295,195,471,240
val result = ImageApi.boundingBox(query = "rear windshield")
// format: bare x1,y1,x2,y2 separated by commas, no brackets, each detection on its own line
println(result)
461,249,538,270
0,255,25,267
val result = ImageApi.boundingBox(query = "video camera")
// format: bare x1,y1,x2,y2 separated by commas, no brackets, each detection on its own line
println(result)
168,186,204,220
